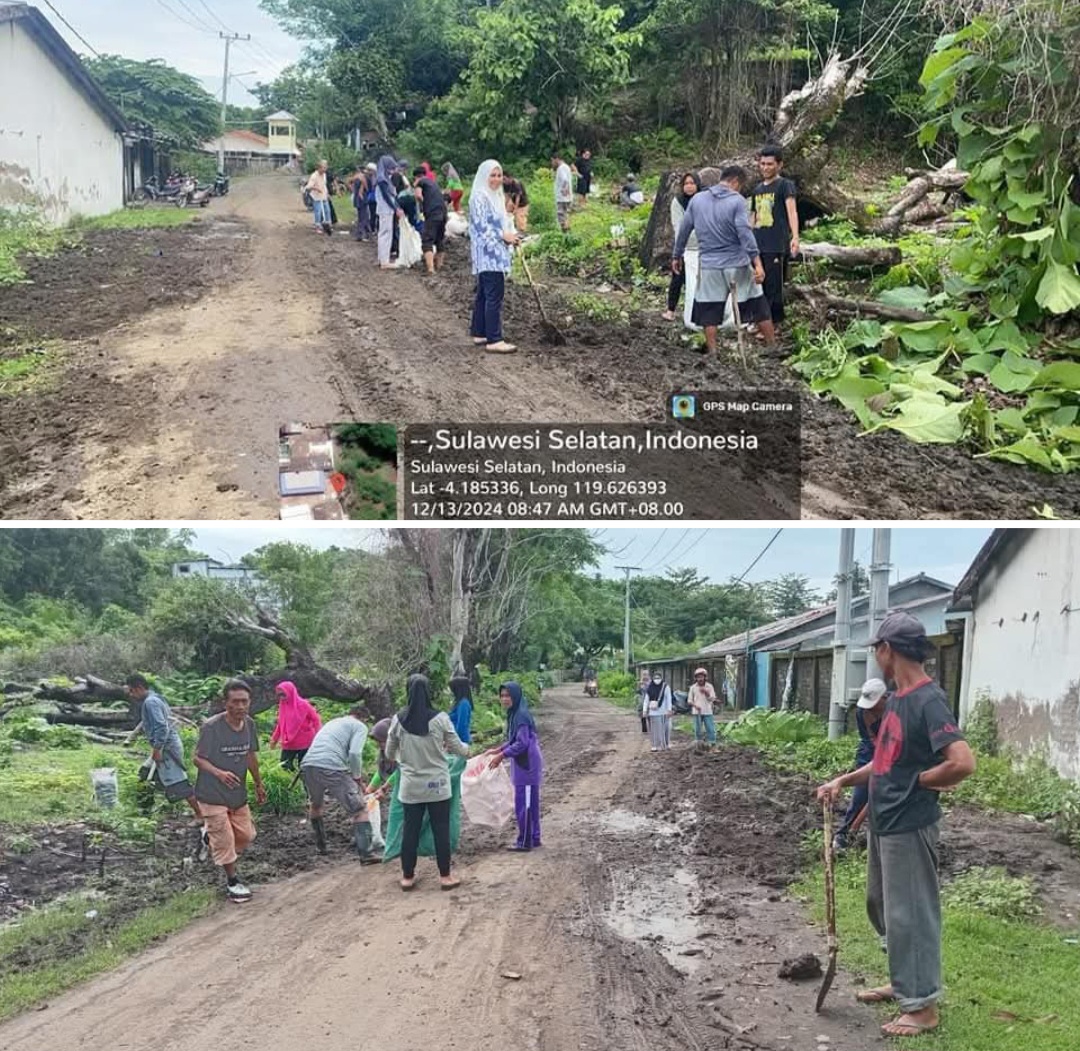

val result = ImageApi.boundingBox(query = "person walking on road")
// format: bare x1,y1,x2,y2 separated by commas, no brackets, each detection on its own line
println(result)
269,680,321,771
488,681,544,852
386,674,470,891
193,680,265,903
125,674,204,825
663,172,702,329
816,612,976,1039
448,675,474,744
306,159,332,235
671,166,776,352
749,145,799,331
375,154,404,269
552,151,574,232
301,707,381,862
643,670,673,751
468,159,522,354
687,667,718,746
832,678,887,853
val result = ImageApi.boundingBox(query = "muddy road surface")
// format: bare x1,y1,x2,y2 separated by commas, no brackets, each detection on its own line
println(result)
1,172,1077,519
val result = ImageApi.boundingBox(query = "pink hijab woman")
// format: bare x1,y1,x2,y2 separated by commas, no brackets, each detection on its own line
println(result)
269,681,322,770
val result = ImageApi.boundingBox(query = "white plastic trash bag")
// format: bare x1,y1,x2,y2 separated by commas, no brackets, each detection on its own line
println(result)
396,222,423,268
91,767,119,809
461,756,515,829
365,794,385,849
445,212,468,239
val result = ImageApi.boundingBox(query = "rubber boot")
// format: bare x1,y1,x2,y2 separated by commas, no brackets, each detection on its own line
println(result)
353,822,381,864
311,816,328,855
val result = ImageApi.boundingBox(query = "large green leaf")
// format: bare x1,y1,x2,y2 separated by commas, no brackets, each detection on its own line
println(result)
878,286,931,310
891,320,951,353
981,321,1030,354
982,436,1055,471
988,360,1035,393
1036,261,1080,314
1030,361,1080,391
867,392,967,444
919,47,969,89
827,375,887,430
961,352,1001,375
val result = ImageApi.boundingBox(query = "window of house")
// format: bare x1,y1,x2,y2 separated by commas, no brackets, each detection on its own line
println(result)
271,125,291,137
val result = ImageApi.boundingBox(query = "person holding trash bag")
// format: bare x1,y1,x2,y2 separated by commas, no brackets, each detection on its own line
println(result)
375,154,404,268
269,680,321,771
487,681,545,852
300,706,381,862
386,674,471,891
469,159,522,354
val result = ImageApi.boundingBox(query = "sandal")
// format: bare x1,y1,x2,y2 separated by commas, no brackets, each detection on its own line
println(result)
856,987,895,1004
880,1017,938,1038
400,877,417,891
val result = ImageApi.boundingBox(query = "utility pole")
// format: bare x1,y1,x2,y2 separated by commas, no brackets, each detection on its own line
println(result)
218,31,250,173
866,528,892,682
829,529,856,740
616,566,642,674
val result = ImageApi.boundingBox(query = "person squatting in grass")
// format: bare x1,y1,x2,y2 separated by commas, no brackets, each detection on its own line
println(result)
386,674,471,891
687,667,718,746
269,680,321,771
749,145,799,332
468,159,523,354
487,681,545,852
300,706,381,862
125,674,205,829
816,611,976,1040
671,166,776,352
193,679,265,903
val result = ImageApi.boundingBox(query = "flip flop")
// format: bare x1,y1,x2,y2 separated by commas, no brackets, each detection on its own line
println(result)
880,1019,938,1038
400,878,417,891
857,988,896,1004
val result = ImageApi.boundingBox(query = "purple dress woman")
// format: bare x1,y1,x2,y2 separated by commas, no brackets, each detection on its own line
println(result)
493,680,544,851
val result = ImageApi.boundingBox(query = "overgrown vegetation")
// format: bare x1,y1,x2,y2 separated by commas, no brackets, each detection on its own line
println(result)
720,707,825,746
943,866,1041,922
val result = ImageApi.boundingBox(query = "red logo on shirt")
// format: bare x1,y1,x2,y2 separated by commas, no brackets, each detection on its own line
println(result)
872,710,904,776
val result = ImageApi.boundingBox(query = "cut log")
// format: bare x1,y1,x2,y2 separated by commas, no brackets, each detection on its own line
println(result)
792,286,933,322
45,708,134,729
797,243,902,269
873,164,969,235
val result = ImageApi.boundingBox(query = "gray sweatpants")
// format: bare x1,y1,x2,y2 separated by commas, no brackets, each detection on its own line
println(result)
866,822,942,1013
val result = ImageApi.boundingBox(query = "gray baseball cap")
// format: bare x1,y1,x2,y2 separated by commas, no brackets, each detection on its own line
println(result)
867,610,928,647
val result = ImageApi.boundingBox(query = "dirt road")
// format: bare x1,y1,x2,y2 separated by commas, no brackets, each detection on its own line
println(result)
1,172,1077,518
1,687,881,1051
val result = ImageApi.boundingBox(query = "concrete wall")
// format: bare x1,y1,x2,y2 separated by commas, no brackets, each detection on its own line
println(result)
965,531,1080,780
0,21,123,223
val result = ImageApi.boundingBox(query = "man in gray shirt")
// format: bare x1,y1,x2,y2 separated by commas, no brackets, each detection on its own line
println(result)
194,679,265,902
672,166,776,352
301,707,381,862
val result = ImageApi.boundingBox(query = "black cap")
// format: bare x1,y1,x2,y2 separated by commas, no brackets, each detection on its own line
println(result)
867,610,928,647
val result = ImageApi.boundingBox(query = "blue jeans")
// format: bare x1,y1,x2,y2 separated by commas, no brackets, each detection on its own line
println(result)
471,271,505,344
693,713,717,743
312,199,331,225
839,741,874,836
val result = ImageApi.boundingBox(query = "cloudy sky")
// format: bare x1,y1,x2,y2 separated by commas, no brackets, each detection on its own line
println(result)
43,0,310,107
181,525,992,594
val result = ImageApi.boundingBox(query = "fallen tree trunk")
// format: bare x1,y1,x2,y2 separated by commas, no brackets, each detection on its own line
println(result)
796,243,902,269
791,286,933,322
873,164,969,235
45,708,133,729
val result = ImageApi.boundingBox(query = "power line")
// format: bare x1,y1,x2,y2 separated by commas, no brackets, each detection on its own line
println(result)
728,529,784,591
153,0,215,34
661,530,708,570
41,1,99,56
174,0,218,32
195,0,234,33
634,529,669,570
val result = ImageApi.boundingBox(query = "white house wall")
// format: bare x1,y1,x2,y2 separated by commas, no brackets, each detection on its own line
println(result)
966,531,1080,780
0,21,123,223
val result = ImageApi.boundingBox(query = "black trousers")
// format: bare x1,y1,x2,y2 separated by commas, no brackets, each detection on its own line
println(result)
760,252,787,323
667,268,685,312
280,748,308,771
401,798,452,878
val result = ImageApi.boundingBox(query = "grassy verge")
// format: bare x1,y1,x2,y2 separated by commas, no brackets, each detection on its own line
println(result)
0,888,217,1021
793,853,1080,1050
72,207,202,232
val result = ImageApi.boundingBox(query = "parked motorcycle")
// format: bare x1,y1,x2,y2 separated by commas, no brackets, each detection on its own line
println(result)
174,177,212,208
135,175,182,203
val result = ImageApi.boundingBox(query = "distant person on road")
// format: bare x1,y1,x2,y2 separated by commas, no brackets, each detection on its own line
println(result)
269,680,321,771
643,670,674,751
301,707,380,862
125,674,204,825
386,674,471,891
449,675,475,744
833,678,887,853
502,173,530,233
487,681,544,851
749,145,799,331
414,166,448,274
672,166,776,352
442,162,464,213
193,679,265,903
687,667,718,746
375,154,405,268
468,159,522,354
663,172,702,329
552,151,574,231
306,159,332,235
817,612,976,1040
574,148,593,207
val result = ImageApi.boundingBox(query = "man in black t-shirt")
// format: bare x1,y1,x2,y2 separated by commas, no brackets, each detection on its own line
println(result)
413,168,448,274
817,611,975,1040
749,145,799,329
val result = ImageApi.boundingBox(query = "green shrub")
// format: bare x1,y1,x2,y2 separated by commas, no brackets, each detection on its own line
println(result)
1054,781,1080,851
943,866,1041,922
965,689,999,757
758,734,860,782
568,293,629,326
256,763,307,816
597,670,636,700
952,752,1067,819
720,707,826,746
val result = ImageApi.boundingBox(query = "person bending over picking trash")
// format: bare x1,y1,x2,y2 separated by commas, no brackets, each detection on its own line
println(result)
833,678,887,853
816,612,975,1039
269,680,321,771
193,680,265,903
386,674,471,891
488,681,545,852
301,706,381,862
